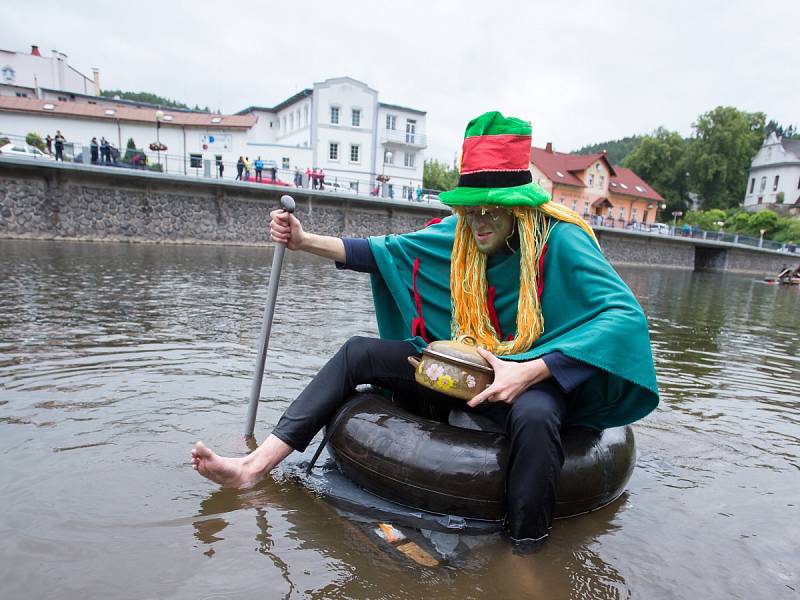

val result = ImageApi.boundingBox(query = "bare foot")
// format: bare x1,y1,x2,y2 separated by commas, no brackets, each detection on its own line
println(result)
191,441,259,488
190,435,294,488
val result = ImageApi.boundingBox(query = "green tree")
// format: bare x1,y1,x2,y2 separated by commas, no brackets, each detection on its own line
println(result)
685,106,766,209
573,135,642,165
100,89,193,110
25,132,46,152
622,127,689,214
423,159,459,191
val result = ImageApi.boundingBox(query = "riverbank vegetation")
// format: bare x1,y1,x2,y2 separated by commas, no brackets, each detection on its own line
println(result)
681,208,800,243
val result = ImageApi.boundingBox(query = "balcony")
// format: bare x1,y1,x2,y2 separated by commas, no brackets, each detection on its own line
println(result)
380,129,427,148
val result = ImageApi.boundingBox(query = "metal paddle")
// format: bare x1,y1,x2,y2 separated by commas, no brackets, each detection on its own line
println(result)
245,194,295,438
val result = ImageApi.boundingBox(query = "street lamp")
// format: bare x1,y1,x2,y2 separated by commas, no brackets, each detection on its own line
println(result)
155,110,164,166
377,150,393,197
672,210,683,234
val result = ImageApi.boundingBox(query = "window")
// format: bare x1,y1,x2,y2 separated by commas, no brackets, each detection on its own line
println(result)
57,95,67,101
303,105,308,126
631,208,638,221
289,114,294,130
635,185,646,193
556,171,565,178
559,197,565,204
759,176,767,192
797,176,800,189
349,181,359,192
282,116,287,131
404,152,415,168
210,116,222,124
620,183,628,189
330,106,340,124
384,151,394,165
352,108,361,127
583,201,589,215
749,178,755,194
350,144,360,163
15,92,27,98
773,175,780,191
282,157,290,169
329,142,339,161
588,174,594,186
596,163,601,171
406,119,416,144
599,175,605,187
619,207,626,220
571,199,577,211
386,115,396,130
403,185,412,200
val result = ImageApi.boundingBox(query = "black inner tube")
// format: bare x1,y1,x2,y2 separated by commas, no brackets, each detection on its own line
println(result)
326,392,636,521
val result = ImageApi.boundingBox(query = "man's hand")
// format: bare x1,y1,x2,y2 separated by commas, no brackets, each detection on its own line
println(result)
466,348,552,408
270,209,305,250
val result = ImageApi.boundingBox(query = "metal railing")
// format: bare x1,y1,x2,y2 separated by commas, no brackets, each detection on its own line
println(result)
586,215,798,254
380,129,428,147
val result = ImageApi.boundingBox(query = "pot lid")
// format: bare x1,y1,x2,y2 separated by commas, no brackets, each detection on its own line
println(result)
424,335,492,372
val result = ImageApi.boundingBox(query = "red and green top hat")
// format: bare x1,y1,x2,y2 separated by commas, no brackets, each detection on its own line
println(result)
439,111,550,207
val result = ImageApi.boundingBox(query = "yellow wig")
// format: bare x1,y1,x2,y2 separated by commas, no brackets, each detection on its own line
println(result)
450,202,599,355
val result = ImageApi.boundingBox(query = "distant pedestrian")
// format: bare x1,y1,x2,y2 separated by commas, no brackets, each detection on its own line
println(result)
217,158,224,178
318,168,325,191
244,157,252,181
90,137,99,164
294,168,302,187
54,130,65,161
45,134,53,155
270,165,277,183
236,156,244,180
311,168,319,190
99,137,109,164
416,185,422,201
254,156,264,182
306,167,313,188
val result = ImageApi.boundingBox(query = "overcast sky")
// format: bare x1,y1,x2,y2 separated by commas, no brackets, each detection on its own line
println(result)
3,0,798,162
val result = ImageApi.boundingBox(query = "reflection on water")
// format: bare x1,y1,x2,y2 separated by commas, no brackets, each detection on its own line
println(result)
0,239,798,599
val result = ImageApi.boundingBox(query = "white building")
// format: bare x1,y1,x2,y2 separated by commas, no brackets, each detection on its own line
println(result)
0,71,426,197
0,45,99,98
743,132,800,213
236,77,426,197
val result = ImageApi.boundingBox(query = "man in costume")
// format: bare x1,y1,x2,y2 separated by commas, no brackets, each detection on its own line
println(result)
191,112,659,546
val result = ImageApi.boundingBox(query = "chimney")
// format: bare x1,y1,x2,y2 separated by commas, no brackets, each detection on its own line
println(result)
545,142,553,153
31,45,41,56
92,67,101,96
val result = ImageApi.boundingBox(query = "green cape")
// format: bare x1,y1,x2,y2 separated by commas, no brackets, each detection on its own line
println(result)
367,215,659,430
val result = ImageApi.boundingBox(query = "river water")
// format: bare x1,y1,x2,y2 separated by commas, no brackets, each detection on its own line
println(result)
0,239,798,599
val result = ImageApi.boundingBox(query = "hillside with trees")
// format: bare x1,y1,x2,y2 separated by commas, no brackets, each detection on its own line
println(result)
100,90,210,112
573,136,642,165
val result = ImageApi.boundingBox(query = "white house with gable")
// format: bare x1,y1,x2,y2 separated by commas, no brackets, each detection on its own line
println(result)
744,132,800,214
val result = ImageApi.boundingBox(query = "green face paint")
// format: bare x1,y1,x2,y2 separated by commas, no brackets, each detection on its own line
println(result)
464,206,514,255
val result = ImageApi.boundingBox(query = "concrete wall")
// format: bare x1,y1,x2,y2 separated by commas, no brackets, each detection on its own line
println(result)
0,157,794,275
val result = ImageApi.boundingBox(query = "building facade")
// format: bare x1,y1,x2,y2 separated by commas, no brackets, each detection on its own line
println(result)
743,133,800,213
236,77,426,197
530,144,665,227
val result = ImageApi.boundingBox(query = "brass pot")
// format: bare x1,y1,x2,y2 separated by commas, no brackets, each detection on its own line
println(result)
407,335,494,401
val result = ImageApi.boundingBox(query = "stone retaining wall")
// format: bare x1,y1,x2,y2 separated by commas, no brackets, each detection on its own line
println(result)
0,158,793,275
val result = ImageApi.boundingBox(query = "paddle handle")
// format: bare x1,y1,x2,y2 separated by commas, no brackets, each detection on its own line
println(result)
245,195,296,438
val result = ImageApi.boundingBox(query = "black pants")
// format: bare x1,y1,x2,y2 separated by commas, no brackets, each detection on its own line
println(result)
272,336,567,542
236,166,243,180
55,145,64,161
255,168,263,182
